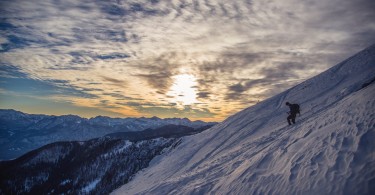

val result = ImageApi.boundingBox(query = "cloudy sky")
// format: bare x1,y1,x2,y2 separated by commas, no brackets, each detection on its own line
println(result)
1,0,374,121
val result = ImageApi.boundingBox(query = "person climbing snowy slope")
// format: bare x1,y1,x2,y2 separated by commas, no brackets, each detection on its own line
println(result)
286,102,300,125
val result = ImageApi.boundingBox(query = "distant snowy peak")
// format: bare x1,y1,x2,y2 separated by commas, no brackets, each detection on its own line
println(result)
0,109,43,121
0,109,215,127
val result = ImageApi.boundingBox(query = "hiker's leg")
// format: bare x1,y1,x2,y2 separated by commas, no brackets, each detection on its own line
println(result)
287,115,292,125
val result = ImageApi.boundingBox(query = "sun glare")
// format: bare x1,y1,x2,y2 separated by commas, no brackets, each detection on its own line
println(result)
167,73,198,106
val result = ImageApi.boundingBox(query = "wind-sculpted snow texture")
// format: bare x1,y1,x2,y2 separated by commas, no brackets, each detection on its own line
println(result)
113,45,375,195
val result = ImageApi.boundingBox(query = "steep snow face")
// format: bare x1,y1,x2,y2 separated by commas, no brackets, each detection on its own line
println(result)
113,45,375,195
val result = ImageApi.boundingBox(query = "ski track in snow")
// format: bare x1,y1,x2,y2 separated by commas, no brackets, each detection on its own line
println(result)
113,46,375,194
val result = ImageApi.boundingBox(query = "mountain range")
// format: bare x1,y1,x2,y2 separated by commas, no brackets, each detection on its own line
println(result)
0,110,216,160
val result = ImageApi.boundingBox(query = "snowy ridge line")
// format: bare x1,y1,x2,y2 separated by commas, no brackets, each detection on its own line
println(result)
113,44,375,194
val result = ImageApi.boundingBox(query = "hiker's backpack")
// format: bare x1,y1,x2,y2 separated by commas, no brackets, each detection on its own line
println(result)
293,104,300,115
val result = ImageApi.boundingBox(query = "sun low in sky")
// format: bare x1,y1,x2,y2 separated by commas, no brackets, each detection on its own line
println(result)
167,73,198,107
1,0,374,121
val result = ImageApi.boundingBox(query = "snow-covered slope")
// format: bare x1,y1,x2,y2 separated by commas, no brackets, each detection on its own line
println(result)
113,45,375,195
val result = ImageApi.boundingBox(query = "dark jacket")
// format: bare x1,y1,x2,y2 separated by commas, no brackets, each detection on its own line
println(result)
288,104,300,115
